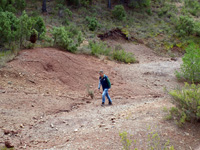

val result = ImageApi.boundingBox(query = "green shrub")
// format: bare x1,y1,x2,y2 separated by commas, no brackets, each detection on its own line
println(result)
175,43,200,82
32,16,46,39
31,28,38,37
18,11,34,48
0,11,19,45
89,41,111,56
85,16,100,31
119,131,132,150
15,0,26,13
158,3,178,17
64,8,72,17
169,83,200,126
112,5,126,21
128,0,151,8
0,0,26,13
51,26,83,52
67,0,92,7
176,16,195,36
119,130,175,150
80,0,92,7
184,0,200,16
112,50,136,63
194,21,200,36
0,10,44,48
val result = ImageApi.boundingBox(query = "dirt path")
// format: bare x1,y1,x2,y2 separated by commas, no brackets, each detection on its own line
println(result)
0,41,200,150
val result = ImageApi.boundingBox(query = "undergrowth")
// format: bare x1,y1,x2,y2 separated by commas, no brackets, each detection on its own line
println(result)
175,43,200,82
119,127,175,150
112,50,136,64
168,83,200,127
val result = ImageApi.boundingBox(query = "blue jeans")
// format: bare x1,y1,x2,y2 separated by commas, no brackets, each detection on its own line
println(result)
102,88,112,103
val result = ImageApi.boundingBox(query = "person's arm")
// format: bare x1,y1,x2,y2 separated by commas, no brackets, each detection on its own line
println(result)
98,80,101,89
107,77,111,88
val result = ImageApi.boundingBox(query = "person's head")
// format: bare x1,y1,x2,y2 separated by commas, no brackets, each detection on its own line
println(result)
99,70,104,78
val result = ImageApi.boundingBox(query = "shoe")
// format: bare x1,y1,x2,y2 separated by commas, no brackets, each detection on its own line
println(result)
109,102,112,105
101,102,104,106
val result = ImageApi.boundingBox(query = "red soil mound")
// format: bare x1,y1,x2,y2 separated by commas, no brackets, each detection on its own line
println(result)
6,48,116,93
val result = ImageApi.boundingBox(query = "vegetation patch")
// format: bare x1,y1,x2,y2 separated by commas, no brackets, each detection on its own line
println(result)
175,43,200,82
112,5,126,21
119,129,175,150
89,41,111,57
51,25,83,52
169,83,200,127
112,49,136,64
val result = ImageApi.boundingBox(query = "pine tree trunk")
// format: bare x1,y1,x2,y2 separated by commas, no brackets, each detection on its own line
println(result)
42,0,47,13
108,0,111,8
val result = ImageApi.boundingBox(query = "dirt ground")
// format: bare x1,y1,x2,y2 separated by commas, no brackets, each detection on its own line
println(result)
0,40,200,150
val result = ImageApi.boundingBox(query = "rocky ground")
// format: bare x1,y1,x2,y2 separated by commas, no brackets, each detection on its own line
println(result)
0,40,200,150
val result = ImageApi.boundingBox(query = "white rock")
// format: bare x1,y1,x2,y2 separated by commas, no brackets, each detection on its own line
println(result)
74,129,78,132
50,124,54,128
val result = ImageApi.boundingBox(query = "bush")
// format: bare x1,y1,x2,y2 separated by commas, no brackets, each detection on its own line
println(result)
0,0,26,13
184,0,200,16
0,11,19,45
119,131,132,150
51,26,83,52
0,10,46,48
67,0,92,7
119,130,175,150
112,50,136,63
112,5,126,21
18,11,34,48
32,16,46,39
175,43,200,82
85,16,100,31
176,16,195,36
158,3,178,17
194,21,200,36
169,83,200,126
89,41,111,56
128,0,151,8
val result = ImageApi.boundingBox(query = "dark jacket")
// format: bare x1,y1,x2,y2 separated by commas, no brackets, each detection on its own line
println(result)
98,75,111,90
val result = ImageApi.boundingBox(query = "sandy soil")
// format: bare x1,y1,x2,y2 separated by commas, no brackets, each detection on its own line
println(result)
0,41,200,150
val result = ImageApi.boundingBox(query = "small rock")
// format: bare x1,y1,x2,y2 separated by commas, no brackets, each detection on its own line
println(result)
111,118,115,121
184,132,189,136
7,81,12,85
20,124,24,128
0,90,6,93
4,130,10,135
5,140,14,148
74,129,78,132
99,124,106,128
50,124,54,128
171,57,177,61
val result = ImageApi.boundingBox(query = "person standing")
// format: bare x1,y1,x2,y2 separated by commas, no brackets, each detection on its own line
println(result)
98,70,112,106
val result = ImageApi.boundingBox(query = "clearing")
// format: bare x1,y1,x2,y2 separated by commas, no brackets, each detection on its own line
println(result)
0,39,200,150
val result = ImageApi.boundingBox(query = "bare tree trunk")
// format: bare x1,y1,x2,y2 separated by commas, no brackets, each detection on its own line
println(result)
108,0,111,8
42,0,47,13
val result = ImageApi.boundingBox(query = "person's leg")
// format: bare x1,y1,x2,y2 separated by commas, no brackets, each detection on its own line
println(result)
102,89,106,104
105,89,112,104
